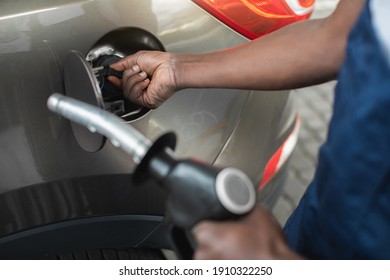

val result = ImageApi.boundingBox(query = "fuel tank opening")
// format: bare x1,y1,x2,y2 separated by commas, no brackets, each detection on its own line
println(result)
63,27,165,153
87,27,165,122
91,54,150,121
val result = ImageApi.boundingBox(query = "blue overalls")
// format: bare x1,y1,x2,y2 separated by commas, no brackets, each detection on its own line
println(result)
284,0,390,259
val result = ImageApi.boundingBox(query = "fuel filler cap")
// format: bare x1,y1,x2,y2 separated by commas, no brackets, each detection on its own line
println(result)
64,50,106,152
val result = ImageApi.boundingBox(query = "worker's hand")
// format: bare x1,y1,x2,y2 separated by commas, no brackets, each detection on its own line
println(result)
109,51,178,109
192,205,302,260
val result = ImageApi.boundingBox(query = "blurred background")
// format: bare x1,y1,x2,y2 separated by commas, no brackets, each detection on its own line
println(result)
272,0,340,225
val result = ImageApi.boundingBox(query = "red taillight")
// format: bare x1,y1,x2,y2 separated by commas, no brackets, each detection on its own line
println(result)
192,0,315,39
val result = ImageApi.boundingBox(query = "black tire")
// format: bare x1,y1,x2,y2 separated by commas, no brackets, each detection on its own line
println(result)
54,248,166,260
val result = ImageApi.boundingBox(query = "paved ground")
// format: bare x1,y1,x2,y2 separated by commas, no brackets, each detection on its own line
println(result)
271,0,339,225
272,82,336,225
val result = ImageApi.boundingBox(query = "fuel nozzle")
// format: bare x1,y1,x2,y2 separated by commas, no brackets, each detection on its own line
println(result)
47,93,256,259
146,148,256,228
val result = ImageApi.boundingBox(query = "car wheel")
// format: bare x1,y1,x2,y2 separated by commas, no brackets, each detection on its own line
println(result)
53,248,166,260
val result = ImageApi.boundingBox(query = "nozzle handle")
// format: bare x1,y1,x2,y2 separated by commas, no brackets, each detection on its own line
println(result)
154,155,256,229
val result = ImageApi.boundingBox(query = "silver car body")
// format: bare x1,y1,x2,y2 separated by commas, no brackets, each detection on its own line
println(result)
0,0,298,259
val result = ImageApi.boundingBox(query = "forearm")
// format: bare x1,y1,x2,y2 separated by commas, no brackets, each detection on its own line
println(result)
175,1,364,91
111,1,364,108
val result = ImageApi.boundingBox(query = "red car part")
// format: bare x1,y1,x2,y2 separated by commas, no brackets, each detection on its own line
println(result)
193,0,315,39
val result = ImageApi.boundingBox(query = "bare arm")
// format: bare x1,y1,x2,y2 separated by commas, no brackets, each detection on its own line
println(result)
110,0,365,108
176,0,365,90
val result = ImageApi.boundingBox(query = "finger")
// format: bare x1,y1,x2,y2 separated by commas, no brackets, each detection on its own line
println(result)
108,64,141,88
193,221,226,260
121,65,141,88
192,221,222,247
110,55,137,72
122,68,146,93
123,70,148,98
126,78,151,106
193,246,216,260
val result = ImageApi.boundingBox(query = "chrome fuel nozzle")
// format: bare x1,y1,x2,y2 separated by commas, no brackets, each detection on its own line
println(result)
47,93,150,164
